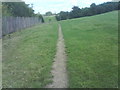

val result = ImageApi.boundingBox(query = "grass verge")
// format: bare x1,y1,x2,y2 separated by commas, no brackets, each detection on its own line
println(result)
2,23,58,88
60,11,118,88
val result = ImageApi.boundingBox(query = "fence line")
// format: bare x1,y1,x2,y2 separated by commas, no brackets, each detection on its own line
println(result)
2,17,42,37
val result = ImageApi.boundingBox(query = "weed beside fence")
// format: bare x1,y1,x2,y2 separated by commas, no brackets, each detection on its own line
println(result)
2,17,42,37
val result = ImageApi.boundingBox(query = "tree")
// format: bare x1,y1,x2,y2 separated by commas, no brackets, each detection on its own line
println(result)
2,2,35,17
81,7,92,16
45,11,52,16
90,3,97,15
69,6,81,18
35,12,44,23
2,3,12,16
119,1,120,10
55,11,69,20
56,2,119,21
59,11,69,20
2,2,45,23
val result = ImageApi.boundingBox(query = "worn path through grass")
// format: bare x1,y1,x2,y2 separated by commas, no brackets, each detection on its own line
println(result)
46,24,68,88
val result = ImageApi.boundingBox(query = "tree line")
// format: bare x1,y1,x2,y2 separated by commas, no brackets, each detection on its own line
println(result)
56,2,120,21
2,1,44,22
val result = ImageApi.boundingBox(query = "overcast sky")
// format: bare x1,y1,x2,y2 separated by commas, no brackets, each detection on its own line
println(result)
23,0,112,14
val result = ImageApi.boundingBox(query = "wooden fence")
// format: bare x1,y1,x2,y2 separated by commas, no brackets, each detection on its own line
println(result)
2,17,42,37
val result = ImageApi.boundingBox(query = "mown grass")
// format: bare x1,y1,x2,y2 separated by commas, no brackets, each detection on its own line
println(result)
43,15,57,23
2,23,58,88
60,11,118,88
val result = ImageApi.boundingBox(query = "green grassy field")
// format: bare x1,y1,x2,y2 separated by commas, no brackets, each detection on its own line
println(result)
60,11,118,88
43,15,57,23
2,11,118,88
2,23,58,88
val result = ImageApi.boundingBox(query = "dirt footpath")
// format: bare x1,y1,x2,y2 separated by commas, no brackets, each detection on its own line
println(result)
46,24,68,88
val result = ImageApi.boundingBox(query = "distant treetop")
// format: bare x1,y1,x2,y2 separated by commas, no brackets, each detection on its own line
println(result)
45,11,52,16
56,2,120,21
2,2,35,17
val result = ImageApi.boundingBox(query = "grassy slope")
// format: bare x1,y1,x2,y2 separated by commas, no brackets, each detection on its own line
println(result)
60,11,118,88
43,15,57,23
2,23,58,88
